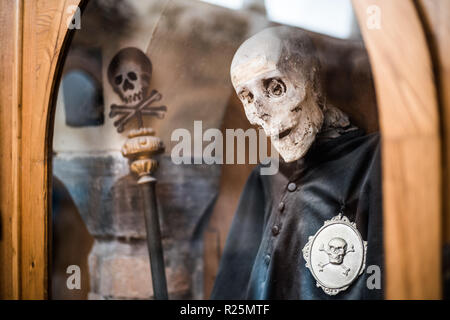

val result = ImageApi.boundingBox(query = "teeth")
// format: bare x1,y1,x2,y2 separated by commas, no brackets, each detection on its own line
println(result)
122,90,144,104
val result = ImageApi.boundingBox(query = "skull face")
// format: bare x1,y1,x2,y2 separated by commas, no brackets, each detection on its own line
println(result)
231,27,324,162
327,237,348,265
108,47,152,105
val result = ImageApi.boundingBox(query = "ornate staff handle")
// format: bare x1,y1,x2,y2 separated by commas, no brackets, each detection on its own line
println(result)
122,127,168,300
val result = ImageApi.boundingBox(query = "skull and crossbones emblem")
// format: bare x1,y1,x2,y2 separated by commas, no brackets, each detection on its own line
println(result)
302,214,367,295
317,237,355,276
107,47,167,133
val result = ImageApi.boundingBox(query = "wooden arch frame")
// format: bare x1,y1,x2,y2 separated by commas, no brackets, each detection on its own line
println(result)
0,0,445,299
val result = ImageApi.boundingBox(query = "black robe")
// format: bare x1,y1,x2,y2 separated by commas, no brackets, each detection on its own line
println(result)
211,129,383,299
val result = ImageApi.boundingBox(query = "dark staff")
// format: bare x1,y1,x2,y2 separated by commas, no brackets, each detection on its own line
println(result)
107,46,168,299
119,124,168,300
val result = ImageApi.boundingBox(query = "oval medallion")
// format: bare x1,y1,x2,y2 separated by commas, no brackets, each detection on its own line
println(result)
302,213,367,296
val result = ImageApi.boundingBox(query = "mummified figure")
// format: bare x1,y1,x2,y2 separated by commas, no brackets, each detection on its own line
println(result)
212,27,383,299
230,27,356,162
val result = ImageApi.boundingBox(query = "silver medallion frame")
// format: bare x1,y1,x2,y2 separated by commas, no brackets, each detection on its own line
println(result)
302,213,368,296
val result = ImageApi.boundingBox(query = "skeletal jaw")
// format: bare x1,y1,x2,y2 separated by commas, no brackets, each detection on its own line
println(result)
122,89,144,104
269,96,324,163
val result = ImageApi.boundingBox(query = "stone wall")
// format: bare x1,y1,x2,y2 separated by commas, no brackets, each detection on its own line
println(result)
53,154,220,299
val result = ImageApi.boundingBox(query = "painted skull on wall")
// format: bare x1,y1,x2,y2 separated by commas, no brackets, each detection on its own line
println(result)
107,47,152,104
230,27,325,162
107,47,166,133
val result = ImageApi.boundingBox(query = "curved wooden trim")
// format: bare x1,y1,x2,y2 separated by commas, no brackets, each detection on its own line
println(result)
416,0,450,245
0,0,21,300
21,0,84,300
352,0,442,299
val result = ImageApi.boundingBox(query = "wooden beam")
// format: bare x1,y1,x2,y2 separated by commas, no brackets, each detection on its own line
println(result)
19,0,81,299
352,0,442,299
417,0,450,245
0,0,21,300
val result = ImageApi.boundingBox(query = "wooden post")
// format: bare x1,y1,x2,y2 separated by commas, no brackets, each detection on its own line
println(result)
352,0,442,299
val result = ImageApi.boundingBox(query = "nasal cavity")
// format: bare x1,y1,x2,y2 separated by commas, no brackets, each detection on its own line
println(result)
123,79,134,91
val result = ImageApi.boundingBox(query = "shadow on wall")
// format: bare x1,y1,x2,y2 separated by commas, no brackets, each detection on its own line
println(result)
52,177,93,299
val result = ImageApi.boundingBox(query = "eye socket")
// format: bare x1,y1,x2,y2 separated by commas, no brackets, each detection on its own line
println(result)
264,78,286,97
238,89,254,104
128,72,137,81
114,75,123,85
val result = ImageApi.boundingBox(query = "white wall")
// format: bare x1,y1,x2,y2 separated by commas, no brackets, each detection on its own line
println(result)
200,0,356,39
